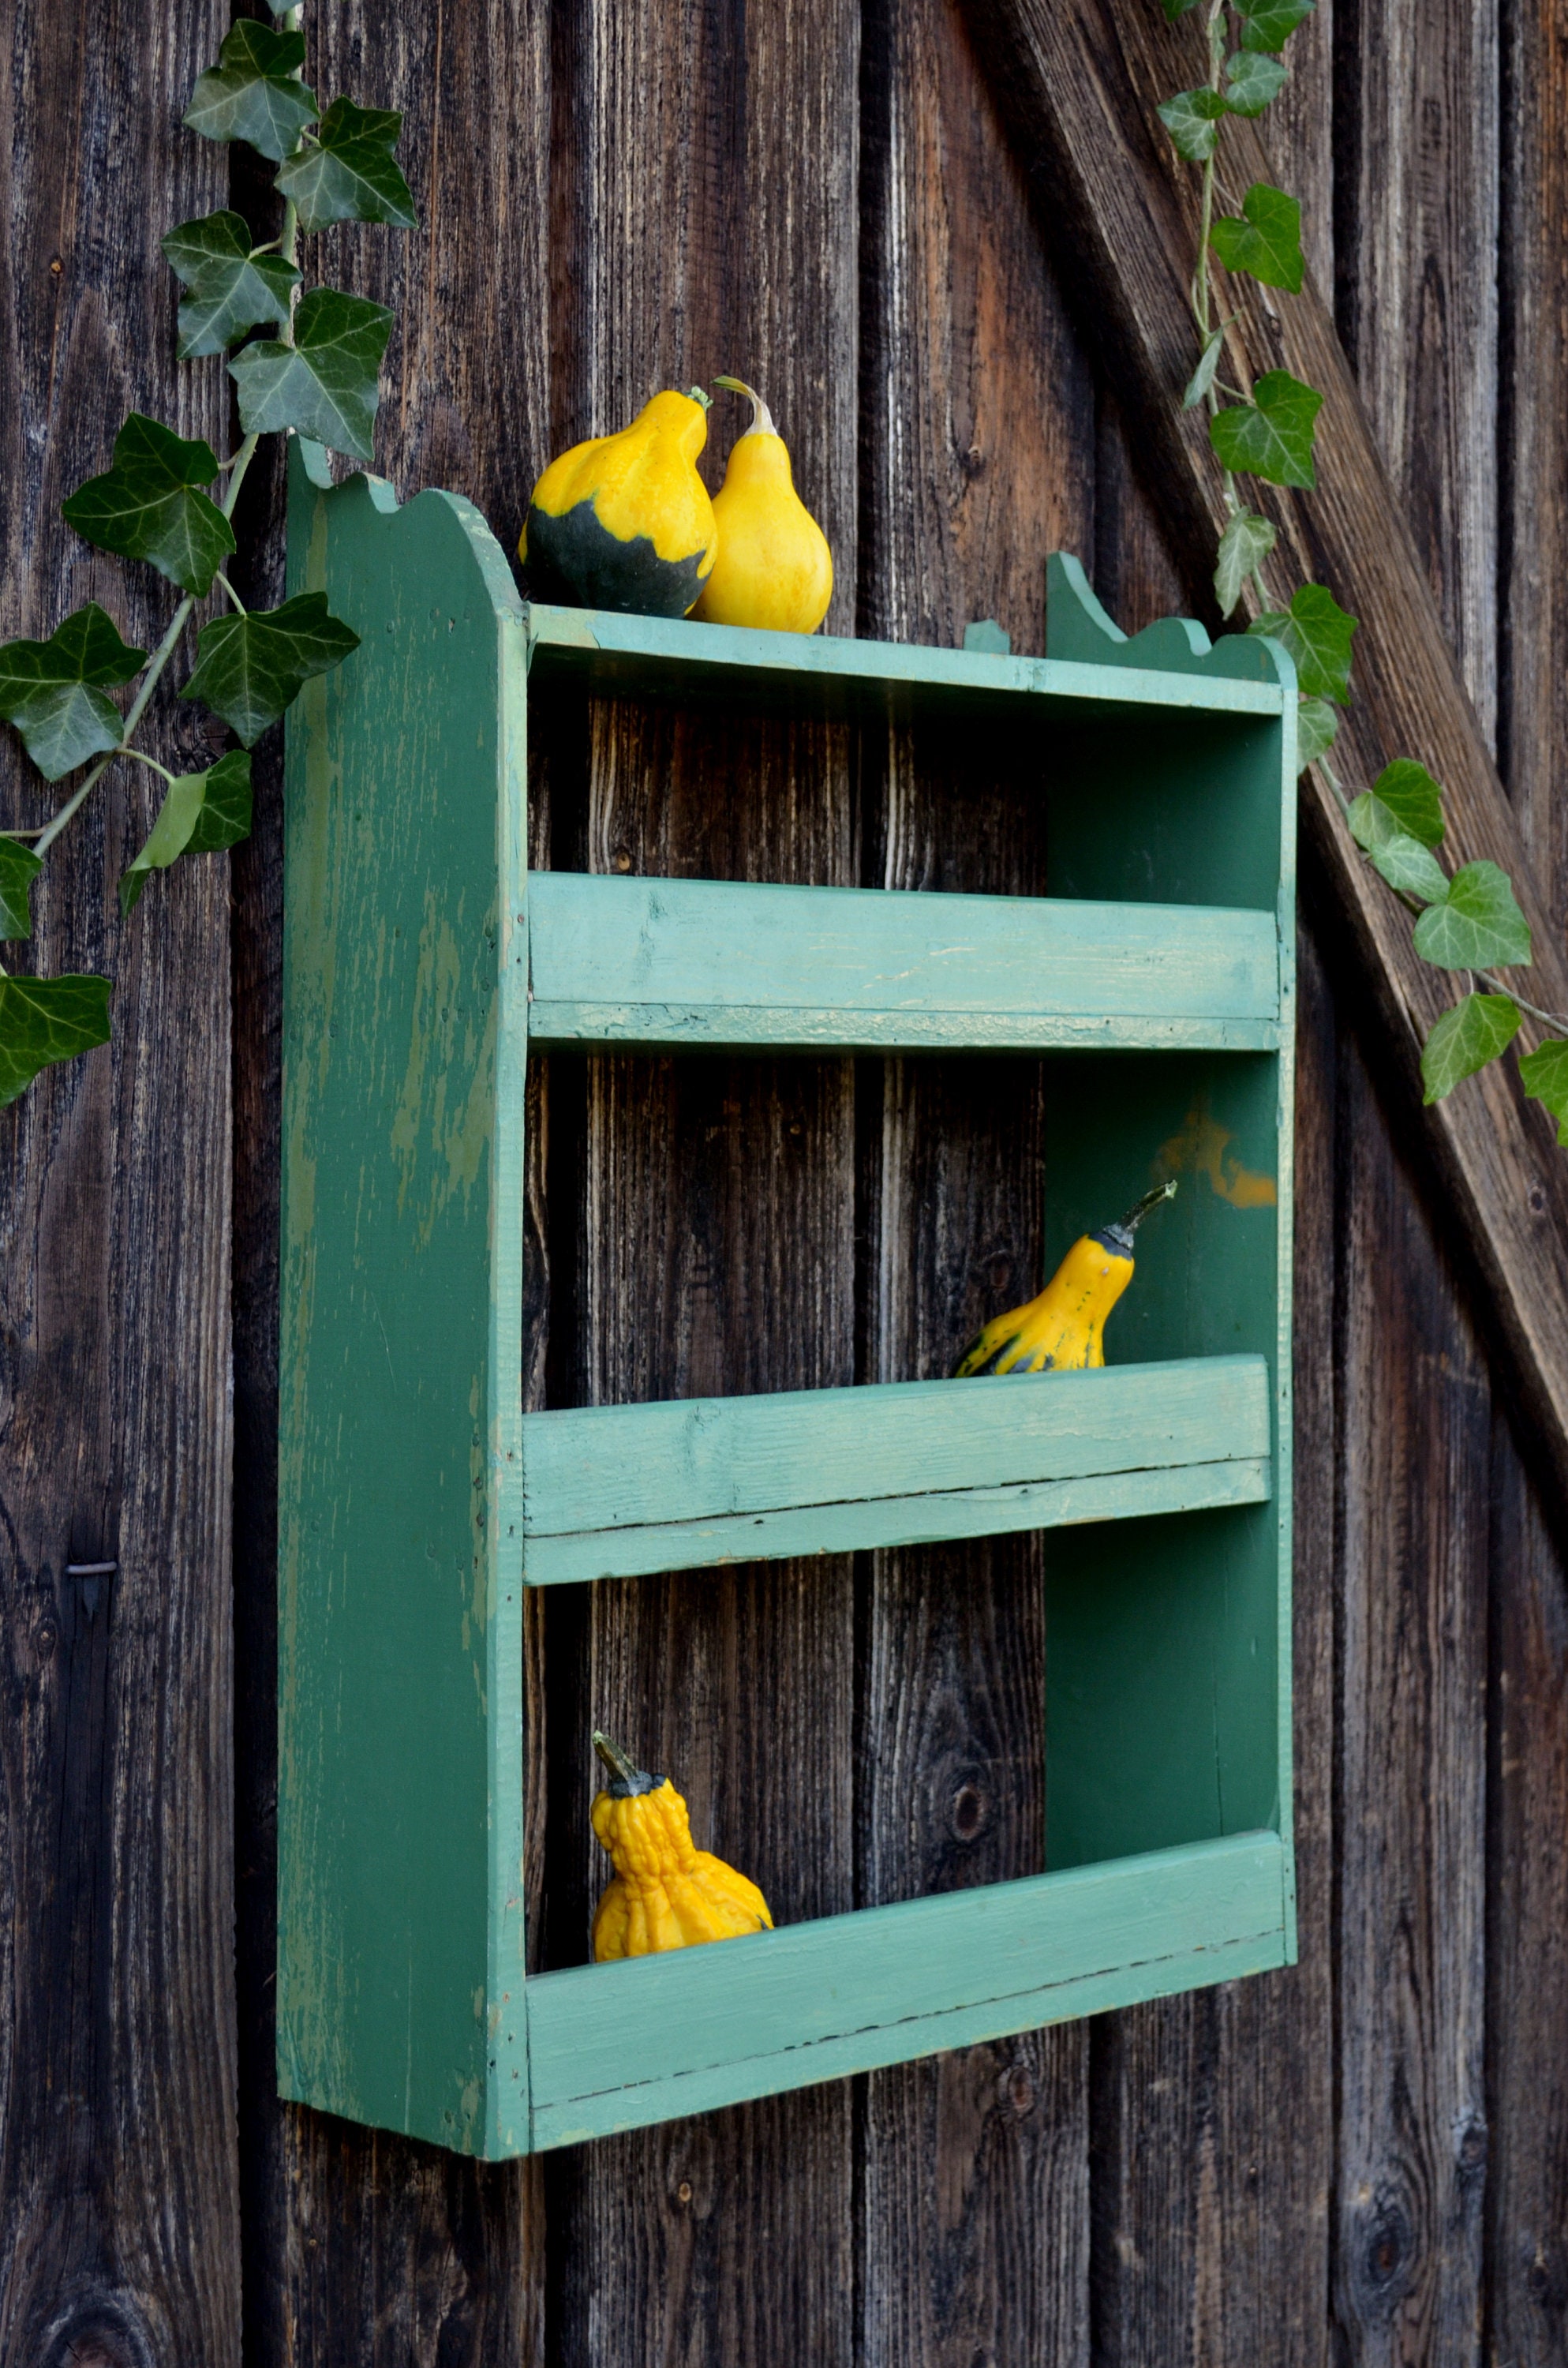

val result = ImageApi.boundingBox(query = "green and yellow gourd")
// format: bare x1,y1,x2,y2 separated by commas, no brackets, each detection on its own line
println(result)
589,1731,773,1962
954,1181,1177,1377
521,390,718,616
690,377,833,634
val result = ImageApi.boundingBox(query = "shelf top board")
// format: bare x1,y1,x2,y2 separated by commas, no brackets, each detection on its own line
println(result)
524,600,1289,728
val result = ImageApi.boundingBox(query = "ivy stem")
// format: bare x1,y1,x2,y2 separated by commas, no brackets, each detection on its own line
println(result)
215,570,247,615
118,747,178,787
32,429,264,860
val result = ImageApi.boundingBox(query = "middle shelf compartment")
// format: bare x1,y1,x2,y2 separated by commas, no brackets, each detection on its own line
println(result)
521,1352,1271,1584
526,872,1281,1053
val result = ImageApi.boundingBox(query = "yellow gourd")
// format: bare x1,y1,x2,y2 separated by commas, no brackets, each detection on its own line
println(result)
689,377,833,633
954,1182,1177,1377
521,389,718,617
589,1731,773,1962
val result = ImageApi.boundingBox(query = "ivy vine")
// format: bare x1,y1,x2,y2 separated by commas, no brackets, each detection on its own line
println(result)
0,10,412,1105
1159,0,1568,1139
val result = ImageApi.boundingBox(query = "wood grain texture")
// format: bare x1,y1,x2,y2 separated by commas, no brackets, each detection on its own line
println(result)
1332,1023,1488,2368
1499,0,1568,925
0,4,241,2362
230,0,552,2356
969,0,1568,1518
856,3,1097,2362
536,0,862,2355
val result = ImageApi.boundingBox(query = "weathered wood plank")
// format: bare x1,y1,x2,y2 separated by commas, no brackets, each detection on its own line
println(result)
527,1832,1289,2147
856,2,1097,2361
537,0,862,2354
236,0,552,2354
0,4,241,2360
968,0,1568,1516
527,872,1281,1050
1330,1022,1488,2366
1485,1418,1568,2368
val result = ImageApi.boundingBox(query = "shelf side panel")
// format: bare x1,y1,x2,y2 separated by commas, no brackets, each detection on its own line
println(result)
524,1830,1288,2149
278,444,529,2156
526,873,1278,1050
519,1356,1269,1582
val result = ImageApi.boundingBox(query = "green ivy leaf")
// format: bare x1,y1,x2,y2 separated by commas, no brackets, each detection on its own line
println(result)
1223,52,1289,114
184,21,318,163
0,839,43,940
1238,0,1315,53
1248,583,1357,700
1183,328,1225,411
227,287,394,462
181,592,360,745
1519,1037,1568,1145
1413,860,1532,971
62,414,236,597
1213,509,1277,615
0,972,111,1106
1158,87,1229,163
1297,695,1339,770
1420,993,1521,1104
274,98,416,234
1364,757,1446,848
1210,369,1322,488
120,751,253,916
1162,0,1202,17
1346,796,1450,901
1210,182,1304,293
162,210,300,358
0,605,148,781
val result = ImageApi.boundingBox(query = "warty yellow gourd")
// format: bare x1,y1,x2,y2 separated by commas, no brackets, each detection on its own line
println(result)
954,1182,1177,1377
589,1731,773,1962
690,377,833,634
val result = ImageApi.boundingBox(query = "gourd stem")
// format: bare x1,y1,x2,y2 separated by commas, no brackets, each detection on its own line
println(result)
711,374,778,439
593,1730,651,1794
1116,1179,1178,1236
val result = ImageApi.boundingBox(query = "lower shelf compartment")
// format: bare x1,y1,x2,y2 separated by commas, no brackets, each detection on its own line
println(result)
525,1829,1292,2150
520,1354,1272,1583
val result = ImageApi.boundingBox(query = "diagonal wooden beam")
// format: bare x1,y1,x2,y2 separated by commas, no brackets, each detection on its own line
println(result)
970,0,1568,1504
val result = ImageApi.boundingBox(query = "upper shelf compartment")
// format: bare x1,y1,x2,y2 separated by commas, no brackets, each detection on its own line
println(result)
526,553,1292,729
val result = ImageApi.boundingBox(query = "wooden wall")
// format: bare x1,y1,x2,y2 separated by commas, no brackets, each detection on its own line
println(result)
2,0,1566,2362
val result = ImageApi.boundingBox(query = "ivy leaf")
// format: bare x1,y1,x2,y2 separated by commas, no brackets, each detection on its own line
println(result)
0,605,148,781
162,210,300,358
180,592,360,745
1214,508,1277,615
1238,0,1315,52
1363,757,1445,848
1223,52,1289,114
1420,993,1521,1104
227,287,394,462
1346,796,1450,901
1210,182,1304,293
0,972,111,1106
1158,87,1229,163
120,751,253,916
1519,1037,1568,1145
1162,0,1202,17
274,98,417,234
0,839,43,940
1297,695,1339,770
184,21,318,163
1210,369,1322,488
1413,860,1532,971
1248,583,1357,701
1184,328,1225,410
62,414,236,597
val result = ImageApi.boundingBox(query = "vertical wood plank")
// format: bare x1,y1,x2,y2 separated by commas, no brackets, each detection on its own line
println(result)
1330,1024,1488,2368
539,2,862,2359
1485,1418,1568,2368
857,3,1095,2362
1499,0,1568,927
1334,0,1499,741
230,2,552,2360
0,2,240,2362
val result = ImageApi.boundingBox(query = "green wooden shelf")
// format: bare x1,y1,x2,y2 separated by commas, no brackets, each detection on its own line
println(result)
278,440,1296,2160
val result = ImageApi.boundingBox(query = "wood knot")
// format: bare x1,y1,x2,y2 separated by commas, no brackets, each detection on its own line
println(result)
950,1782,989,1842
1004,2063,1037,2118
40,2300,153,2368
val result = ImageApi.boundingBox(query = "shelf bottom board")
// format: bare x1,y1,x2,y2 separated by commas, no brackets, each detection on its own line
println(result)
522,1829,1290,2151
